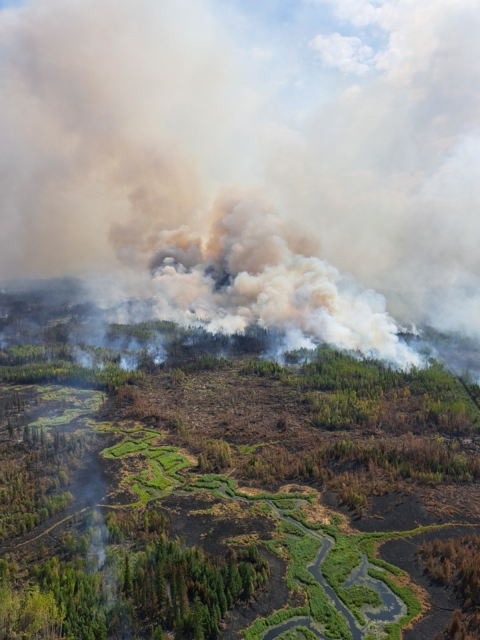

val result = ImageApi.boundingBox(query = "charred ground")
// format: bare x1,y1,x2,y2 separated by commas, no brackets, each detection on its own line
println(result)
1,284,480,639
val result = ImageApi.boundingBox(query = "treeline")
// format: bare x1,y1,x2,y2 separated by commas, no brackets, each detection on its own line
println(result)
0,507,270,640
107,320,182,346
419,534,480,640
107,321,272,369
198,439,233,473
0,389,30,425
246,348,480,434
0,361,141,392
241,436,480,485
0,345,71,367
121,537,269,638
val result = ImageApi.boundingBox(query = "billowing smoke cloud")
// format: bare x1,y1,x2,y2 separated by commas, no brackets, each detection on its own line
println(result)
1,0,479,363
110,189,418,365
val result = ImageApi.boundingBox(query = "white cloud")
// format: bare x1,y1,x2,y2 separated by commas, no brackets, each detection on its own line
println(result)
307,0,390,28
310,33,375,74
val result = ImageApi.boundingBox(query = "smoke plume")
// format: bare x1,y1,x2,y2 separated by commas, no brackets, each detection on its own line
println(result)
108,189,417,365
1,0,479,363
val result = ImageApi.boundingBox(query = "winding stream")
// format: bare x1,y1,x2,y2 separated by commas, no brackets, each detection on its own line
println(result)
186,485,407,640
100,429,410,640
261,499,405,639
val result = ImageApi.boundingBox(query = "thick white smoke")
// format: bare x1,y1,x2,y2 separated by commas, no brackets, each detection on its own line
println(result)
109,190,419,366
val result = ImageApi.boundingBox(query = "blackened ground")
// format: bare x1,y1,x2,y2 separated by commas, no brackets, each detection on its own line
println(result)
162,493,278,554
348,492,445,534
379,527,478,640
350,491,480,640
162,493,298,639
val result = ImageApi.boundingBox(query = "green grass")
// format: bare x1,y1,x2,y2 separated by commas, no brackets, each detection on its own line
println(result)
294,628,318,640
185,473,424,638
243,606,310,640
236,489,314,505
358,538,404,575
100,425,192,504
99,437,439,637
307,584,351,639
258,519,352,639
322,535,361,589
278,521,306,537
103,439,149,458
24,386,104,433
156,453,191,482
281,509,332,534
249,502,274,516
320,533,385,625
278,532,322,591
341,585,381,625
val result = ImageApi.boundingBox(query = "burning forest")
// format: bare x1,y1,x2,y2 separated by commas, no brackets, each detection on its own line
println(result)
2,1,480,639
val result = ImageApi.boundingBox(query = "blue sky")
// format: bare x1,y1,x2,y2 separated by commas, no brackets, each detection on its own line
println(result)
200,0,393,127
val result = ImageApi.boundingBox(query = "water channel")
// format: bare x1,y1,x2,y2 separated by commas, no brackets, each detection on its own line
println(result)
181,483,407,640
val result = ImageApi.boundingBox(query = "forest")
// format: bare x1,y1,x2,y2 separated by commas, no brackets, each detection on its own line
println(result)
1,290,480,639
0,506,269,639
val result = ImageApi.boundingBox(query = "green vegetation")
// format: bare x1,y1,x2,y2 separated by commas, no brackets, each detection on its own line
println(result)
243,606,310,640
246,347,480,433
320,535,382,625
0,429,82,540
0,508,270,640
198,439,233,472
307,584,351,639
0,360,141,391
264,523,321,591
100,427,192,505
322,536,361,589
183,473,428,640
107,320,183,345
0,344,69,366
238,443,268,455
103,438,151,458
368,569,421,640
3,309,480,640
0,385,109,541
186,474,313,507
293,627,319,640
0,584,65,639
